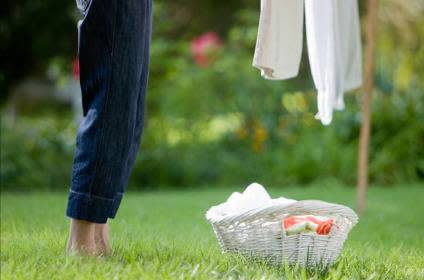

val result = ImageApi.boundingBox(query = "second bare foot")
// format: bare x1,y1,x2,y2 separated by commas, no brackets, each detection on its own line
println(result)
94,223,111,256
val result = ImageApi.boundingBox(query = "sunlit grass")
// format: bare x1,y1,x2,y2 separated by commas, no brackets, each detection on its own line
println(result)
1,184,424,279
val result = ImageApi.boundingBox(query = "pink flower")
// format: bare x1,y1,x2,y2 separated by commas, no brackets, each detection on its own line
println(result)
73,57,80,80
191,32,222,67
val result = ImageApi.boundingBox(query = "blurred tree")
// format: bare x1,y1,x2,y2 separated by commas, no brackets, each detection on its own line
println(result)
1,0,423,190
0,0,77,102
154,0,258,39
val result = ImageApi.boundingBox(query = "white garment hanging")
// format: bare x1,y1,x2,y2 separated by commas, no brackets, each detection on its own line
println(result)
305,0,362,124
252,0,304,80
253,0,362,125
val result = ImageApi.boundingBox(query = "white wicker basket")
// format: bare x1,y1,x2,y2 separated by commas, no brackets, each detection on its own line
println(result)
206,200,358,267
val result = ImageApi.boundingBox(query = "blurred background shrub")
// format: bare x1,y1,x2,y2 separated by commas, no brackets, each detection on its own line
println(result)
1,0,423,190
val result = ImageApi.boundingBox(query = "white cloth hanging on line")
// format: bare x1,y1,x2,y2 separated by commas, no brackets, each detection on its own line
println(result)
252,0,304,80
252,0,362,125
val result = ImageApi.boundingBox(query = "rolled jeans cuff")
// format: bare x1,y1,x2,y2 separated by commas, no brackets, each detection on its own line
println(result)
66,190,123,223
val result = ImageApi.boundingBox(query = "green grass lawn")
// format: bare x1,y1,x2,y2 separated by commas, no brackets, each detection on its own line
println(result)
1,184,424,279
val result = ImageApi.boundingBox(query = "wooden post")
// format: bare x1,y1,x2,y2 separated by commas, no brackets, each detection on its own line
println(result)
357,0,379,215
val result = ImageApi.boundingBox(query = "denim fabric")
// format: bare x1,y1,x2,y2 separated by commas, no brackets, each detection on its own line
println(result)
66,0,152,223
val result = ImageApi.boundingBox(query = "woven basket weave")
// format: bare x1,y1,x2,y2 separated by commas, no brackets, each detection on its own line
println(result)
206,200,358,267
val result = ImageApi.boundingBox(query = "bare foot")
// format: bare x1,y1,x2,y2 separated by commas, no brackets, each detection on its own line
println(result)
67,219,97,256
94,223,111,256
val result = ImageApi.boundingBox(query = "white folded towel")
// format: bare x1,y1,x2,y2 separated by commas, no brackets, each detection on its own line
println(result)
253,0,362,125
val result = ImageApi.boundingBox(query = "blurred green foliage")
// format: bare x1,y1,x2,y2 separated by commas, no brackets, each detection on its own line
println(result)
0,0,77,99
1,0,423,190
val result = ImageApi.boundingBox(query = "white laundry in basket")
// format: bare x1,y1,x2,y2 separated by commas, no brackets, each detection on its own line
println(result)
207,183,296,217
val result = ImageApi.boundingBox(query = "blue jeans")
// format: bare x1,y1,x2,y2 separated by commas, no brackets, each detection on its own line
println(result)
66,0,152,223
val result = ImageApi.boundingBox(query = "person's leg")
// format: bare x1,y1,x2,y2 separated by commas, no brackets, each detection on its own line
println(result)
108,2,152,220
66,0,152,255
93,37,151,254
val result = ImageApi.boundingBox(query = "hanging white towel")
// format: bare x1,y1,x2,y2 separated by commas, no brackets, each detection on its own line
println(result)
252,0,362,125
252,0,304,80
305,0,362,125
